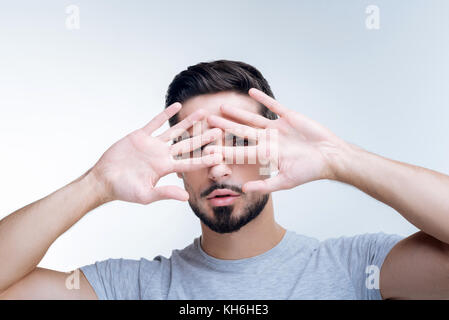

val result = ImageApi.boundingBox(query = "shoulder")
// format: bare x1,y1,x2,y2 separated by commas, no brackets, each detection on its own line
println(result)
287,231,405,271
319,232,405,252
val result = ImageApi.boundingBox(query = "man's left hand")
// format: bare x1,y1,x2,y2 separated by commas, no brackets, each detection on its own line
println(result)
207,88,351,193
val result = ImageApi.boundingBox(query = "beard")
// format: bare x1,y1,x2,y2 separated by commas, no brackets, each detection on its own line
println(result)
188,191,269,234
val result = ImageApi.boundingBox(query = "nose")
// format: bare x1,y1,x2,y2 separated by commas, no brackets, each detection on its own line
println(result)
208,163,232,182
201,128,232,182
202,143,232,182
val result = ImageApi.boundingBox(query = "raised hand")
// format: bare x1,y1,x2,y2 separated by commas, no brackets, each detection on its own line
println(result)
90,104,223,204
206,88,350,194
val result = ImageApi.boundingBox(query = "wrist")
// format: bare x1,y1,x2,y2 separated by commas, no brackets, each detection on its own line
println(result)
320,140,364,183
82,167,114,206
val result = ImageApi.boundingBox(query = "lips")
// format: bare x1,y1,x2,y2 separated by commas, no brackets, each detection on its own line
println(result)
206,189,241,206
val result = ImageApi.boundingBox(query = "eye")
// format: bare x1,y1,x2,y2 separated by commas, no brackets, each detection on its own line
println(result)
233,136,249,146
229,135,252,147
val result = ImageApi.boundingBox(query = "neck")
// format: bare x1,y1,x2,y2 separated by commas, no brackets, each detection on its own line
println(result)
200,196,286,260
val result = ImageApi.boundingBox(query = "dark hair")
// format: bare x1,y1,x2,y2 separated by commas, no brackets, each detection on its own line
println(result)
165,60,277,126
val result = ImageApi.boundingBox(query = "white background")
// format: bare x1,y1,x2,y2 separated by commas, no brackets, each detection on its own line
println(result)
0,0,448,271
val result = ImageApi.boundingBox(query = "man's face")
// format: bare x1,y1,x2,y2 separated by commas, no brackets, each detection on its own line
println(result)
176,91,270,234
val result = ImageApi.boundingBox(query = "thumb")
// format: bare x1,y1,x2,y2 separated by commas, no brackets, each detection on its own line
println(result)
151,185,189,202
242,174,286,194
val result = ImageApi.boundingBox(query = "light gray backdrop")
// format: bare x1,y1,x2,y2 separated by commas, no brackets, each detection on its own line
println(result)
0,0,448,271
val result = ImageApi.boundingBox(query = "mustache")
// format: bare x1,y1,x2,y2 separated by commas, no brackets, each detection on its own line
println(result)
200,183,244,198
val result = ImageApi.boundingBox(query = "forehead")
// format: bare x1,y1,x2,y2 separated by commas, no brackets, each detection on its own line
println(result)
178,91,260,123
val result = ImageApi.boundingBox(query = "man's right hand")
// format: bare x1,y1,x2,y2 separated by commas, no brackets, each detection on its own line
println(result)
0,102,223,299
90,102,223,205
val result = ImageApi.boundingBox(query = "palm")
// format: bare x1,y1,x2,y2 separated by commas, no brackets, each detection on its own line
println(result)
273,114,339,188
95,130,171,203
91,104,223,204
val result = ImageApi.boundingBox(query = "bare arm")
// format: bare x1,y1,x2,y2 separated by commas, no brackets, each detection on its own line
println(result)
332,144,449,299
334,144,449,245
0,104,222,299
0,171,105,299
0,268,97,299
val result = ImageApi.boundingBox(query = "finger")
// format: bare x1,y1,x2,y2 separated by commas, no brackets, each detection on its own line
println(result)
220,104,270,128
171,152,223,172
142,102,182,135
207,115,259,141
248,88,289,117
203,145,260,165
158,109,209,142
170,128,222,157
242,174,287,194
150,186,189,202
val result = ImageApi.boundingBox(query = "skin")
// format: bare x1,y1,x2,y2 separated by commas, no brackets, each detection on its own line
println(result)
176,92,286,259
1,89,449,299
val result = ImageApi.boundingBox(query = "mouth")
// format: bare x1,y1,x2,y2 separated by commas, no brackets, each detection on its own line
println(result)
206,189,241,207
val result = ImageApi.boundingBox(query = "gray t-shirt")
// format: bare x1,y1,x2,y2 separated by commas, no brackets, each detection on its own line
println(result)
80,230,404,300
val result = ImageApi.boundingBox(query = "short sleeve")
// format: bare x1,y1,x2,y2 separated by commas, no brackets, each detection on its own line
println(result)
80,257,163,300
322,232,405,300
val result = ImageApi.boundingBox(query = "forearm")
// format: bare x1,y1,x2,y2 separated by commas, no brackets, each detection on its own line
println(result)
331,143,449,244
0,168,109,292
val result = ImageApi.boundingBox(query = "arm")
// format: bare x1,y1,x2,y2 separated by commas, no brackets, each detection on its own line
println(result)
0,171,104,299
334,144,449,245
208,88,449,299
332,143,449,299
0,104,222,299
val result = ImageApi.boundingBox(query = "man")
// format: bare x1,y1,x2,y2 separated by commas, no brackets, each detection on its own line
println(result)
1,60,449,300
